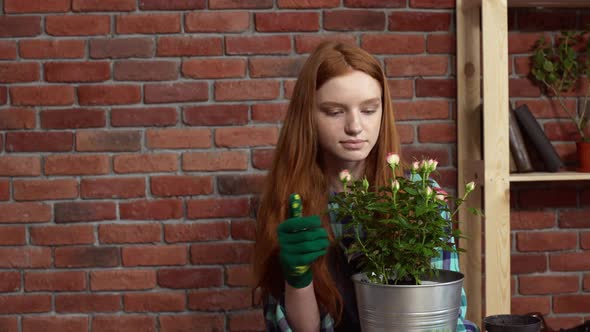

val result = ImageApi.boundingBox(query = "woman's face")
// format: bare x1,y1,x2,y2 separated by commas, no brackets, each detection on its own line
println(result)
314,70,383,166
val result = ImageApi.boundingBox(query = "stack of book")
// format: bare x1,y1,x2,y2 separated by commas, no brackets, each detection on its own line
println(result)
509,104,563,173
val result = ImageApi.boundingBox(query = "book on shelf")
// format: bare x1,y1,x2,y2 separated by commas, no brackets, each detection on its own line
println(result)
509,104,534,173
512,104,563,173
509,149,518,173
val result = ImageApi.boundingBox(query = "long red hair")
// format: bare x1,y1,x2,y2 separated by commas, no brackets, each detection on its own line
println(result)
253,41,401,324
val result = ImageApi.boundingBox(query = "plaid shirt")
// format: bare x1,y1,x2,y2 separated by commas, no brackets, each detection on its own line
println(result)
263,177,480,332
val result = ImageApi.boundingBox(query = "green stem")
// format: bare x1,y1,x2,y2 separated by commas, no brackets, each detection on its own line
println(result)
546,81,585,138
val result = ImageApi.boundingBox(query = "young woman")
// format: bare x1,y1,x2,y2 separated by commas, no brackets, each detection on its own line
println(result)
253,41,477,332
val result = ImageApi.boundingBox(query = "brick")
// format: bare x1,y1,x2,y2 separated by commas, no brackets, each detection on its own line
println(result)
0,87,5,104
427,34,455,54
183,151,248,171
140,0,205,10
113,153,178,173
0,203,51,223
0,41,16,59
183,104,248,126
114,60,178,81
251,103,287,123
0,180,8,201
279,0,338,7
5,0,70,13
55,246,119,268
145,128,211,149
385,56,448,77
0,62,39,83
410,0,454,8
226,265,253,286
119,199,183,220
6,132,72,152
209,0,272,8
76,130,141,152
24,271,86,291
45,154,109,175
249,57,306,78
255,12,319,32
112,107,177,127
0,247,51,268
144,82,208,103
92,315,156,332
389,12,451,31
151,176,213,197
30,225,94,245
544,122,579,141
582,232,590,249
559,209,590,228
158,268,222,289
14,179,78,201
519,275,579,295
509,33,547,54
78,84,141,105
91,270,156,291
125,292,185,312
418,123,456,143
514,99,572,119
509,78,542,97
73,0,135,11
252,149,274,170
215,79,280,101
585,274,590,291
544,317,586,331
283,80,296,99
157,37,222,56
215,127,278,147
218,174,265,195
46,15,110,36
0,16,41,37
231,220,255,241
186,11,249,32
550,252,590,271
511,254,547,274
511,296,550,315
397,124,414,143
159,314,224,331
553,295,590,314
56,294,120,313
324,10,385,31
122,245,187,267
187,198,250,219
344,0,404,7
90,38,154,59
164,221,230,243
80,177,146,199
226,35,291,55
228,310,266,331
182,59,246,79
295,34,357,53
20,39,85,59
511,210,555,230
518,10,577,31
386,79,413,99
416,79,456,97
99,223,161,244
362,34,425,54
0,295,50,314
0,272,20,292
0,226,26,245
519,188,577,208
41,108,105,129
10,85,74,106
190,242,253,264
0,108,36,129
45,61,109,82
24,317,87,332
0,317,17,332
394,100,449,121
189,288,251,311
117,14,181,34
516,232,577,252
55,201,116,223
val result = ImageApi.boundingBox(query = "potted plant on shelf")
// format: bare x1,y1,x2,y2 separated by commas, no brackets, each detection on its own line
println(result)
530,29,590,171
329,153,479,332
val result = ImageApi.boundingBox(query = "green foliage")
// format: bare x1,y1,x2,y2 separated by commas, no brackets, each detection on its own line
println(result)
530,29,590,141
329,158,479,285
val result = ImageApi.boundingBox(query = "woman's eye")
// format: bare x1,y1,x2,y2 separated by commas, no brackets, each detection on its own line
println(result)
325,109,343,116
362,109,377,114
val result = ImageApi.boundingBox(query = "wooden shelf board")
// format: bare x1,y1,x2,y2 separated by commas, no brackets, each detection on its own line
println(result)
509,0,590,8
510,171,590,182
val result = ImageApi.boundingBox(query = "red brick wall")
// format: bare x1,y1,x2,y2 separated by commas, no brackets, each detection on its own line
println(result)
509,7,590,330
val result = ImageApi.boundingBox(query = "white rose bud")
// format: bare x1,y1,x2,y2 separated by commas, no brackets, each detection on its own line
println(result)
339,169,351,183
430,159,438,171
362,178,369,191
466,181,475,193
425,186,433,197
386,153,400,167
411,161,420,172
435,194,445,201
391,179,400,192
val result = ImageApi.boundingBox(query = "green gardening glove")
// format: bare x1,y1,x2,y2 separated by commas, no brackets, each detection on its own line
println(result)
277,193,329,289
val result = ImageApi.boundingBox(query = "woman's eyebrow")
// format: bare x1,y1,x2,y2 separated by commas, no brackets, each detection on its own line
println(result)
318,98,381,108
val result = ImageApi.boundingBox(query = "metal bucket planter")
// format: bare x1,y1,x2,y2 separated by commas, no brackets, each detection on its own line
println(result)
351,269,464,332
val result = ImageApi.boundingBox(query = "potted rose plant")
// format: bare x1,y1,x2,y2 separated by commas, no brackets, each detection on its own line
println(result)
530,29,590,171
329,153,478,332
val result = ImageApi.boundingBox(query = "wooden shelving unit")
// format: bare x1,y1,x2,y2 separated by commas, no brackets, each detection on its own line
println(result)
456,0,590,327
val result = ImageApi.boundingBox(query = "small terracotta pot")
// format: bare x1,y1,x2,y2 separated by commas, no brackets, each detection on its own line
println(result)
576,141,590,172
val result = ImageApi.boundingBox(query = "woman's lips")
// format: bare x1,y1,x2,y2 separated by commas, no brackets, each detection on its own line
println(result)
340,140,366,150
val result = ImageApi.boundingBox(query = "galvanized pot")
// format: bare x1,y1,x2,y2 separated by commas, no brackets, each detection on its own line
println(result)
351,269,464,332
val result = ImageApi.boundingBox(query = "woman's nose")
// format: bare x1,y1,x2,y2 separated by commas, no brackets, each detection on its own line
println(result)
344,112,362,135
